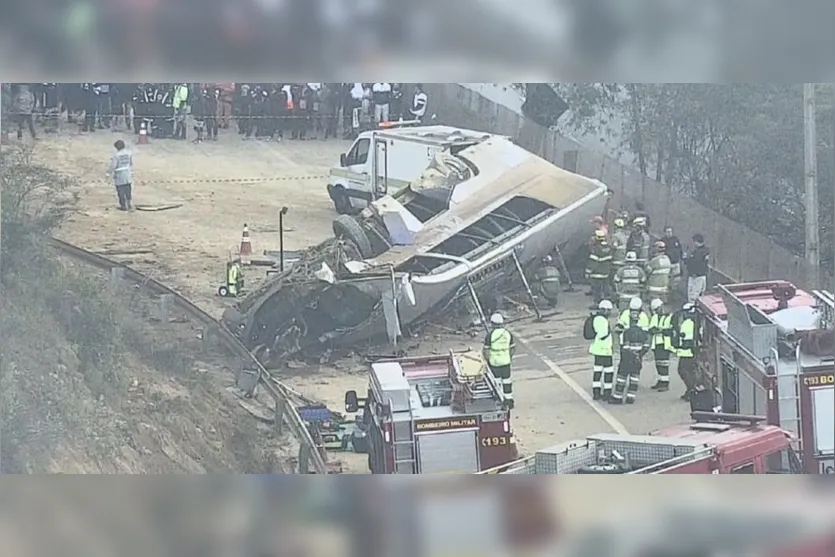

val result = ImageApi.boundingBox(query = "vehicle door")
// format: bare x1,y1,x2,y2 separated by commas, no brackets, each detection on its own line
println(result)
341,137,372,204
373,137,389,199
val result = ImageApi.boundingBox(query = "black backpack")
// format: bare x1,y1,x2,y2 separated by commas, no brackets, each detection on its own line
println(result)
583,314,597,340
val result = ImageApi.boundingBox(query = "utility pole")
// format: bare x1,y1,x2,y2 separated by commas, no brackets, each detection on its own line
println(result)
804,83,820,288
0,81,4,475
831,83,835,465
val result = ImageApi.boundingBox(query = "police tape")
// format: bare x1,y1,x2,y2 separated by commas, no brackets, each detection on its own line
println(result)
85,175,327,186
36,111,378,121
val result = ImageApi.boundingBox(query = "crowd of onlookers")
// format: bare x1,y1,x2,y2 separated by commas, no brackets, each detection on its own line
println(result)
2,82,430,143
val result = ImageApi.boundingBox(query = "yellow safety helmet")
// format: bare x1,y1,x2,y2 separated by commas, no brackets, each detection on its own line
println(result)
613,218,625,228
633,216,647,227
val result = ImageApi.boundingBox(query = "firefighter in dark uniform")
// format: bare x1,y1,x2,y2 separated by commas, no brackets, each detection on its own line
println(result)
611,297,650,404
586,228,613,306
627,216,651,267
534,255,561,308
483,313,516,409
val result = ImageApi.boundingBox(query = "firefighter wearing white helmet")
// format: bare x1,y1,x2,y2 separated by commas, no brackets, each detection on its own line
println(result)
613,251,646,310
646,241,672,303
585,299,615,400
483,312,516,408
627,216,651,267
673,302,699,401
616,296,650,341
585,228,613,305
610,218,630,273
611,297,650,404
534,254,561,307
648,298,673,391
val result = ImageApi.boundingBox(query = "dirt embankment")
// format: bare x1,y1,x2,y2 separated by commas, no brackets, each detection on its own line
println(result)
0,262,291,473
0,146,289,474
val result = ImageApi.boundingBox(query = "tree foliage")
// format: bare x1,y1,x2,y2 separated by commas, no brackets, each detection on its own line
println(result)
551,83,835,271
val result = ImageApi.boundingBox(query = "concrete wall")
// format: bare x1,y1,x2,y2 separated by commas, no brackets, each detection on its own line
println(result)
426,83,825,289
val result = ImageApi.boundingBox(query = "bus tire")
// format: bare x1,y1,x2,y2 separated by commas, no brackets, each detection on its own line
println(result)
333,215,373,258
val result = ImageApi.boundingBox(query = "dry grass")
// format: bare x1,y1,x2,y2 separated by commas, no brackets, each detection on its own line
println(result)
1,146,287,473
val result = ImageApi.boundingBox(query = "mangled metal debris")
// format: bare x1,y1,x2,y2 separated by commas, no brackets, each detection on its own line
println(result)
222,135,609,366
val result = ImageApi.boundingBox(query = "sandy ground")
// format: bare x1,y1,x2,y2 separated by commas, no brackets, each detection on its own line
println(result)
35,125,350,317
32,123,688,475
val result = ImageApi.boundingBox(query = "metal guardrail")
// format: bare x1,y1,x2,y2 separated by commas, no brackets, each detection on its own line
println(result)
478,455,535,474
49,237,328,474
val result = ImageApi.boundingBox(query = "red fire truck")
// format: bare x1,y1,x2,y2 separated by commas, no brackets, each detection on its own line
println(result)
344,351,519,473
696,280,834,474
479,411,802,474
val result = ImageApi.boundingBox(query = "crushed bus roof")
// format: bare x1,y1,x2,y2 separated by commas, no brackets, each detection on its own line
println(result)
367,137,606,268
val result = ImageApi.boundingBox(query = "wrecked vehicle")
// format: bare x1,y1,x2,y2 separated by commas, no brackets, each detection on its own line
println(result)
326,124,497,214
222,136,609,365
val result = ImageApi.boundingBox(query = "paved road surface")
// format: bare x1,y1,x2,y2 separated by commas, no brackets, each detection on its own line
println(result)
503,288,691,454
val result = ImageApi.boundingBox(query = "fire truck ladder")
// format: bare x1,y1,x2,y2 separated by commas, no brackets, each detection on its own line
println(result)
393,406,417,474
452,350,506,406
811,289,835,329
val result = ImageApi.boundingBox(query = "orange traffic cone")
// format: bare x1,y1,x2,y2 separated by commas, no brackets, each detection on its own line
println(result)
239,224,252,265
137,121,149,144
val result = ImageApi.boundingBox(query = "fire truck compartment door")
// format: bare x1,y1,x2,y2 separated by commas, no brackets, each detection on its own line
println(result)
417,430,479,474
811,386,834,455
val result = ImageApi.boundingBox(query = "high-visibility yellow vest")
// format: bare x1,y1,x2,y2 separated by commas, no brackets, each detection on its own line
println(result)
618,309,649,343
677,318,695,358
618,310,649,330
227,263,239,284
588,314,613,357
649,313,672,349
488,328,512,367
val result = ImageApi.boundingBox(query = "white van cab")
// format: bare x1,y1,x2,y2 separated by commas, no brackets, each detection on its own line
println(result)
326,125,495,214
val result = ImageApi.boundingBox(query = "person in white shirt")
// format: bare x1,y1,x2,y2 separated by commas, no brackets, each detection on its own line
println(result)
109,139,134,211
372,82,391,124
348,83,364,135
410,84,428,122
